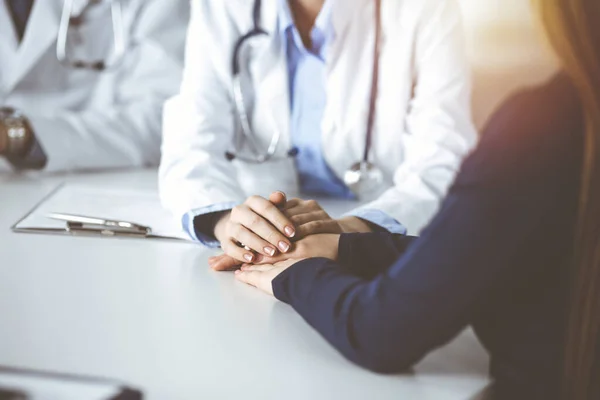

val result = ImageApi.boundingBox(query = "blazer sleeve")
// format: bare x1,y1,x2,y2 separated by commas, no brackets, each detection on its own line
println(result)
272,75,583,373
28,0,189,172
338,233,417,280
350,0,477,236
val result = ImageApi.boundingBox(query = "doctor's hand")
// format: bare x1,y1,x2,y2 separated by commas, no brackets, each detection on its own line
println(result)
209,233,340,271
282,197,374,239
213,192,296,265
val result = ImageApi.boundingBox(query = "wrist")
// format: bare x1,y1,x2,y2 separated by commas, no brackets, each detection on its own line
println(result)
338,216,373,234
0,108,33,158
0,124,7,155
329,234,342,261
214,211,231,242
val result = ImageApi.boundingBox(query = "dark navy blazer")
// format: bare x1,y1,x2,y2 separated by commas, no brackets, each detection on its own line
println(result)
272,73,584,399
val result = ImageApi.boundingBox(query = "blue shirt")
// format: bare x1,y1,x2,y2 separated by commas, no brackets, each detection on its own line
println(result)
280,0,351,198
187,0,405,247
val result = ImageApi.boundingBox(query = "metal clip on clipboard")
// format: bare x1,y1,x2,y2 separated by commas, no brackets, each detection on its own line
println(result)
11,184,190,241
48,213,152,238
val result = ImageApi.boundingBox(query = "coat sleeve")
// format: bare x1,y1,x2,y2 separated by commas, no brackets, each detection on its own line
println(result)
350,0,477,236
159,0,248,220
27,0,189,173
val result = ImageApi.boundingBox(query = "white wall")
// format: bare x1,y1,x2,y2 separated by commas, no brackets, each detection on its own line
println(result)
458,0,559,129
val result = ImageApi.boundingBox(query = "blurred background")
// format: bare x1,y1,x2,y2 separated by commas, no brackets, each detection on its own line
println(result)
459,0,559,129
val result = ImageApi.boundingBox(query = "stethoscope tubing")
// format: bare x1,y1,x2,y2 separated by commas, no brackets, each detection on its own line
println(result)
228,0,287,163
227,0,382,165
363,0,382,164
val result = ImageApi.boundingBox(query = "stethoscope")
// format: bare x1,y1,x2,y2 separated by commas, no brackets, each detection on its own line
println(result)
56,0,126,71
227,0,385,196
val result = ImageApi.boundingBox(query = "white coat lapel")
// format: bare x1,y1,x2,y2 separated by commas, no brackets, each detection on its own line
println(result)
0,1,19,52
322,0,374,177
0,1,19,90
5,0,62,92
250,2,291,152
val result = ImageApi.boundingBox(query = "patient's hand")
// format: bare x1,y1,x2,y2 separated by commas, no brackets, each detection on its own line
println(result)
209,234,341,271
259,233,340,263
279,198,343,238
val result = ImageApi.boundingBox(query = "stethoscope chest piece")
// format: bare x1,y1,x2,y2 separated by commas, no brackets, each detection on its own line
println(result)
344,161,385,200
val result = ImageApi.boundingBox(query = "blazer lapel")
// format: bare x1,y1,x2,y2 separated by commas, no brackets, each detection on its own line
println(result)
5,0,62,92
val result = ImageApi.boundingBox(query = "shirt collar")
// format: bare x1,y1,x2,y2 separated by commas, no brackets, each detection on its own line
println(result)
278,0,335,46
314,1,334,37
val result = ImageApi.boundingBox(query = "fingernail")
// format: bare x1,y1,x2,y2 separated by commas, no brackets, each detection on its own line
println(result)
234,269,241,275
279,241,290,252
284,226,296,237
264,247,276,256
244,253,254,262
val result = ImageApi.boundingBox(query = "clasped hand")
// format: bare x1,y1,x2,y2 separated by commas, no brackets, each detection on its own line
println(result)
211,191,367,271
211,191,376,295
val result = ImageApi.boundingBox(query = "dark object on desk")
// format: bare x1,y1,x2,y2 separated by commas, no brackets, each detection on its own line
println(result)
0,366,142,400
0,388,27,400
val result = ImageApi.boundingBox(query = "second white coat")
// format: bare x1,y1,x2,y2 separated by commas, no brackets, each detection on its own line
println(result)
0,0,188,172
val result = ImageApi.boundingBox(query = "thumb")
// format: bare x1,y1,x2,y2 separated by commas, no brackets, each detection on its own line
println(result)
269,191,287,208
210,254,241,271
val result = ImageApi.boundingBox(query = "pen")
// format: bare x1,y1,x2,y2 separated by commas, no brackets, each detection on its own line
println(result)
47,213,151,235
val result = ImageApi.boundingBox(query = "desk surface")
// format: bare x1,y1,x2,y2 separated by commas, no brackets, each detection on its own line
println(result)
0,170,491,400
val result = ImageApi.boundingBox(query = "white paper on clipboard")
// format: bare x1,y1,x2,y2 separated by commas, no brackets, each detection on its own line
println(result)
12,184,191,241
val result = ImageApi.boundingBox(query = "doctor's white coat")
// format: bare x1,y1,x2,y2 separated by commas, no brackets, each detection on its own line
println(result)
160,0,477,236
0,0,189,172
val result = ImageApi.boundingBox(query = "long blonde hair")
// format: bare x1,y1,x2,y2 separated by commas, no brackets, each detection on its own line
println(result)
536,0,600,398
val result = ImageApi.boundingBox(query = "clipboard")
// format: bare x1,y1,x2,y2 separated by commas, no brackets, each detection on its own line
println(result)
11,184,192,242
0,366,142,400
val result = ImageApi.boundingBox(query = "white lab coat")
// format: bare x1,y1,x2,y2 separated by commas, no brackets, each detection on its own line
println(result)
159,0,477,236
0,0,188,172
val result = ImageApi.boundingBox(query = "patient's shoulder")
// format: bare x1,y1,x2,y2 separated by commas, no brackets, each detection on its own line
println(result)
459,73,584,186
482,72,583,144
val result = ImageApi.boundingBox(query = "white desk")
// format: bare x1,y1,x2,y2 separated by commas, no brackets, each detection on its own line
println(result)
0,170,491,400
